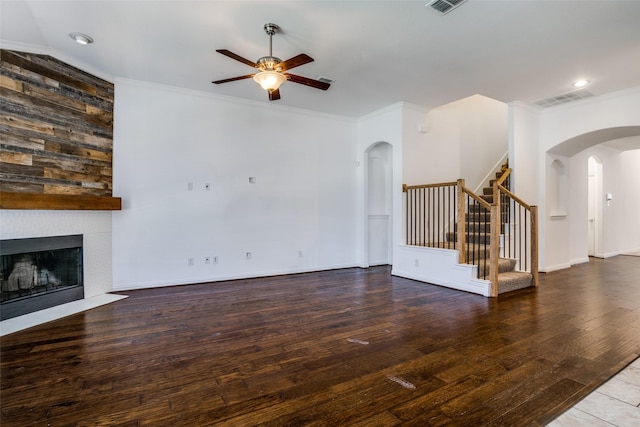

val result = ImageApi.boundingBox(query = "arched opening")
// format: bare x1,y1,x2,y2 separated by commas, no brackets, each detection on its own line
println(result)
365,142,392,266
547,126,640,262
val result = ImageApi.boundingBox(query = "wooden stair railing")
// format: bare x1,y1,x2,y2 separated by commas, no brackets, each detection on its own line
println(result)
493,172,539,291
403,169,538,297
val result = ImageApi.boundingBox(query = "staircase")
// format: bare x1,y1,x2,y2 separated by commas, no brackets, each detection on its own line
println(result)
404,160,538,297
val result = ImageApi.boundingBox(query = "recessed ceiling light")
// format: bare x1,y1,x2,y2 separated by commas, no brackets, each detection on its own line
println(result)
69,32,94,45
572,79,589,88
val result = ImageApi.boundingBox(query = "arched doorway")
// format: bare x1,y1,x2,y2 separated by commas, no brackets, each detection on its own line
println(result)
366,142,392,266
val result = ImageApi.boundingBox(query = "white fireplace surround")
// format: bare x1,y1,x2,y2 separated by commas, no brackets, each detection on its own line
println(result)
0,210,114,332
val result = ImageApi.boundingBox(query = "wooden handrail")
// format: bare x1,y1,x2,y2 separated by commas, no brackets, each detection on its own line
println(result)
496,167,511,187
496,184,531,209
403,181,458,192
463,187,491,210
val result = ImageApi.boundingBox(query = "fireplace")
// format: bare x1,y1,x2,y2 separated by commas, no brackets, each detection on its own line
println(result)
1,235,84,321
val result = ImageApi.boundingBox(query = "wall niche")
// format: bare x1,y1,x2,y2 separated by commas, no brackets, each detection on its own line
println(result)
0,49,120,210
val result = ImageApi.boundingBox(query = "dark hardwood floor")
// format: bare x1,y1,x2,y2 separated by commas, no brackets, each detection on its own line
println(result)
2,256,640,426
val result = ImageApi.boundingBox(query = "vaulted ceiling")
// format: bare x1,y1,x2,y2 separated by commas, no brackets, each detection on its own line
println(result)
2,0,640,118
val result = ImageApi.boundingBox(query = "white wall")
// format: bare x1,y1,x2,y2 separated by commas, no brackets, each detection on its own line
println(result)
509,102,540,205
112,80,358,290
356,103,404,267
619,149,640,252
405,95,508,188
541,88,640,154
511,86,640,271
0,210,113,298
567,145,640,261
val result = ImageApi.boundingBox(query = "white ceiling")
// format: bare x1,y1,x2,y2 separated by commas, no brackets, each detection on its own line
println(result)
2,0,640,118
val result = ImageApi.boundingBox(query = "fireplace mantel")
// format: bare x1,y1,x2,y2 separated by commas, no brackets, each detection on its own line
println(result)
0,192,122,211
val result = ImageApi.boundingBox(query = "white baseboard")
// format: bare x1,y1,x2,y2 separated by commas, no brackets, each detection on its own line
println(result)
571,257,590,266
593,251,621,259
540,262,572,273
112,263,357,291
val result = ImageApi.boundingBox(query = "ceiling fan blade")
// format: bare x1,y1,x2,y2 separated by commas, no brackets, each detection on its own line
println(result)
268,88,281,101
278,54,314,71
285,73,330,90
216,49,258,68
211,74,254,84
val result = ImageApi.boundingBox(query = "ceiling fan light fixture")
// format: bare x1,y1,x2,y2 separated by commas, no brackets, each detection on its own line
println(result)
253,71,286,91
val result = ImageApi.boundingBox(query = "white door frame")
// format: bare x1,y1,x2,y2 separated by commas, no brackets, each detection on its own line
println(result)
587,155,603,257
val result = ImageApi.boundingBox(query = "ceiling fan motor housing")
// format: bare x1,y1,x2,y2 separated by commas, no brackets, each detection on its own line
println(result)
257,56,283,72
264,23,279,35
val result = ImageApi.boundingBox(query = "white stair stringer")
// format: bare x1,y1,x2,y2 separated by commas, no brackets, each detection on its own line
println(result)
392,245,491,297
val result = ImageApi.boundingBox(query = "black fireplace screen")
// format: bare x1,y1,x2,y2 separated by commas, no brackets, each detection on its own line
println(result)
1,235,84,320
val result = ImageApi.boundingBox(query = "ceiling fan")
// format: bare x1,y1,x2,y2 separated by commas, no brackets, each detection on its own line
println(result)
212,23,330,101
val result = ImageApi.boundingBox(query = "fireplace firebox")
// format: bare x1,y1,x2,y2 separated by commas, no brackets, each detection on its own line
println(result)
1,235,84,321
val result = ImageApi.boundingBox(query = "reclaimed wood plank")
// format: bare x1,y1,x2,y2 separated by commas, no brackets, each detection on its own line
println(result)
1,50,98,95
0,191,121,209
0,151,32,166
1,49,115,203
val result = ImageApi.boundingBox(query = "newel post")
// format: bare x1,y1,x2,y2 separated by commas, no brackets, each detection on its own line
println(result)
489,204,500,297
456,179,466,264
531,205,539,287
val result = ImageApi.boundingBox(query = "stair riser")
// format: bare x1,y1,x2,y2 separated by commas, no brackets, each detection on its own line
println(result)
464,223,491,233
498,272,533,294
468,204,490,213
446,232,491,244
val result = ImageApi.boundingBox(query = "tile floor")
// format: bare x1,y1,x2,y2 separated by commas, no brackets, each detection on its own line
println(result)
548,357,640,426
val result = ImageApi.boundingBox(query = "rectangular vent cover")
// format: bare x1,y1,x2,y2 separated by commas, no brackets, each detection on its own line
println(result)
426,0,469,15
534,89,595,108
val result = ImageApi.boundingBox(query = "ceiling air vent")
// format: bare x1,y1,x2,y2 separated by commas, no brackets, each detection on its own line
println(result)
426,0,469,15
317,76,335,85
533,89,595,108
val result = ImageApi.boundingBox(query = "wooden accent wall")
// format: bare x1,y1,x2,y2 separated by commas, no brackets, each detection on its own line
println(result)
1,49,120,209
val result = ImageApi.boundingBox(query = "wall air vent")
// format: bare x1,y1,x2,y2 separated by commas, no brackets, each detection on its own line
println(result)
426,0,469,15
533,89,595,108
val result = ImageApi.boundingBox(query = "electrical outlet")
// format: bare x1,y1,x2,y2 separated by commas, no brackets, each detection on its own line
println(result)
187,182,194,191
246,252,251,260
212,256,218,264
249,177,256,184
205,183,210,191
298,250,303,258
188,257,195,266
205,257,211,264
